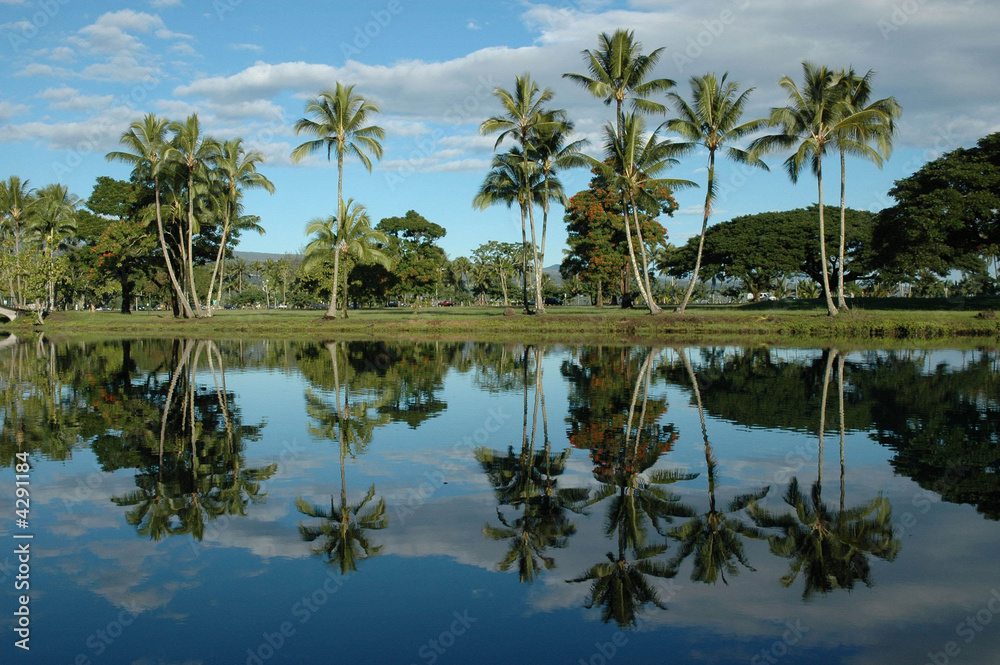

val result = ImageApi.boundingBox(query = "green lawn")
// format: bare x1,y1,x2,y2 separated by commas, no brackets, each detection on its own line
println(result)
7,298,998,346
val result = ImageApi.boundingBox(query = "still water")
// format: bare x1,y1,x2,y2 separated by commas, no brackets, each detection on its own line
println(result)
1,337,999,665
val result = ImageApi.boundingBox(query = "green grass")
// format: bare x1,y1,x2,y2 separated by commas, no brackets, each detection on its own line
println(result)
6,297,999,347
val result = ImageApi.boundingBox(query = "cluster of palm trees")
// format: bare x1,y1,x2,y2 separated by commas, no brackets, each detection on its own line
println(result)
0,176,81,309
472,30,899,317
108,113,274,318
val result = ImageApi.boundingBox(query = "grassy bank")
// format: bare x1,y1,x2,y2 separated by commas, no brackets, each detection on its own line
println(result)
5,297,1000,347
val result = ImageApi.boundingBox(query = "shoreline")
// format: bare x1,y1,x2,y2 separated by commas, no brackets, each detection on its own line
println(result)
4,304,999,348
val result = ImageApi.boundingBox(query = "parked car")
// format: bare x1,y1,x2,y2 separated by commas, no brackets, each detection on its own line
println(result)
438,301,455,307
544,297,563,305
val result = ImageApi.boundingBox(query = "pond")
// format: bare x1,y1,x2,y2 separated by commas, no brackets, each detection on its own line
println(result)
1,337,999,664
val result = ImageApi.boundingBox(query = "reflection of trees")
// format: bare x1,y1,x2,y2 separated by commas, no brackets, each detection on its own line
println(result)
478,346,588,582
296,341,387,574
660,347,1000,521
0,334,80,464
111,339,273,541
668,348,768,585
568,349,696,627
748,349,899,598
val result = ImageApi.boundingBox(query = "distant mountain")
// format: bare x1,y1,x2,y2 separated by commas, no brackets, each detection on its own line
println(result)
233,250,302,264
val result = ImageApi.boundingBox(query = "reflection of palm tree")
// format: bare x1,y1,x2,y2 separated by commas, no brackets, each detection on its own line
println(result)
748,477,898,598
296,485,387,575
478,346,587,581
669,348,768,584
570,349,696,626
297,341,387,573
748,347,900,597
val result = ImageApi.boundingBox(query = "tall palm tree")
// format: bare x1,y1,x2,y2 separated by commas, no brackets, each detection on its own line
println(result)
667,72,769,313
480,74,564,314
749,62,875,317
592,114,696,314
107,115,193,317
832,69,900,311
532,118,588,294
168,114,220,318
563,29,674,140
291,82,384,229
0,176,37,306
473,149,543,313
206,138,273,314
303,199,391,319
31,184,80,309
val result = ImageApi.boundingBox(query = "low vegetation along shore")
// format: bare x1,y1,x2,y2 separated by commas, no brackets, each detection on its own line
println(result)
8,298,1000,346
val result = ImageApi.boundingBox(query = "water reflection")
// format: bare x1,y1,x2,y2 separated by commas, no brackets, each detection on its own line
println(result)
103,338,274,542
667,348,769,585
1,337,998,664
566,348,696,627
478,347,587,582
296,341,388,574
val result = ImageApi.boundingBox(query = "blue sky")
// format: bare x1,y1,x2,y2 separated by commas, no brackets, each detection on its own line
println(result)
1,0,998,262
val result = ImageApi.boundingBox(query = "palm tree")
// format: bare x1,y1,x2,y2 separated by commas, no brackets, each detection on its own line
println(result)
667,73,769,313
205,138,273,314
107,115,192,317
532,118,588,295
832,69,900,311
167,114,220,318
749,62,877,317
480,74,564,314
592,114,696,314
563,29,674,140
0,176,37,305
303,199,391,319
473,149,543,313
291,82,384,230
31,184,80,309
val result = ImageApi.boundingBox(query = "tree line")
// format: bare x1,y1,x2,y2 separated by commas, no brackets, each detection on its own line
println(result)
5,28,997,316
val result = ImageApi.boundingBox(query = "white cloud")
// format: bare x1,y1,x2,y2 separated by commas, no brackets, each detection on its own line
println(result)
467,19,482,30
0,100,30,122
80,52,159,83
230,43,264,53
36,86,115,112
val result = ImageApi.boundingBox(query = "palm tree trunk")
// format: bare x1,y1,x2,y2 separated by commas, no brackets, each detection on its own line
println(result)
628,194,662,315
205,202,231,317
326,248,340,319
519,204,531,313
678,151,715,313
186,174,203,317
155,181,194,319
527,201,546,315
816,164,838,316
341,259,349,319
837,149,848,311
